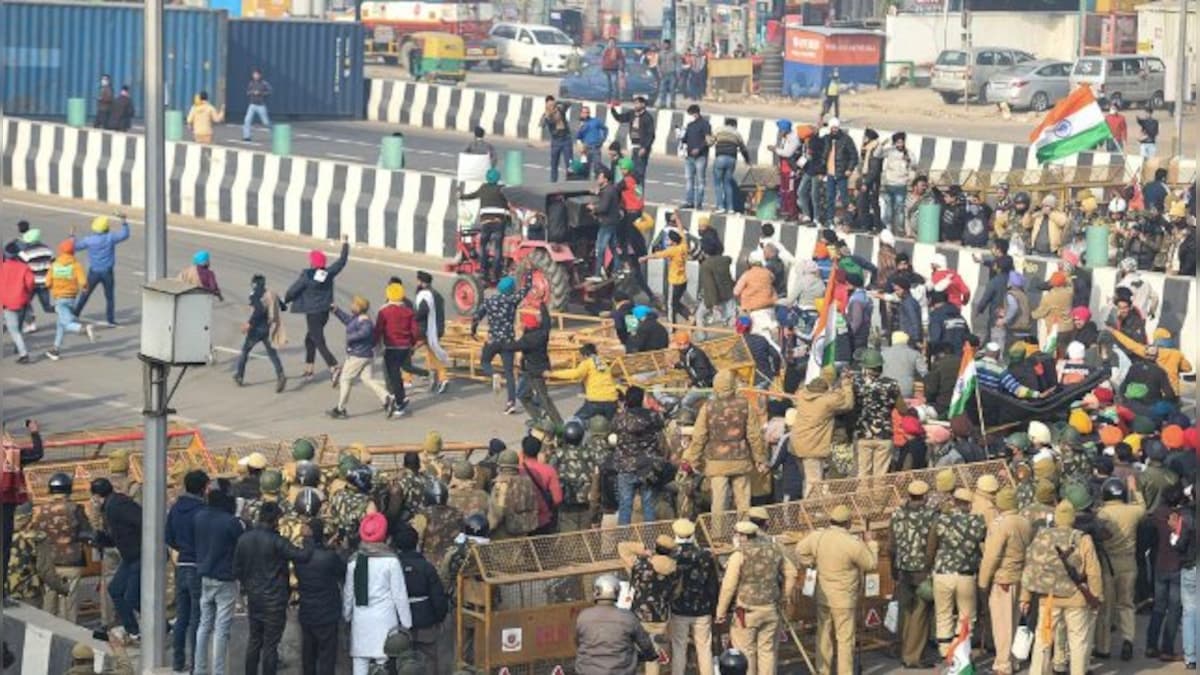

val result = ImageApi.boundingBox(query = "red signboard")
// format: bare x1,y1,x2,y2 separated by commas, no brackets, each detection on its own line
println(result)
784,28,882,66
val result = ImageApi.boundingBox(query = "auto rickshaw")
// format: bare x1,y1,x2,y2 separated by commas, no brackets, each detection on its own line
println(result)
405,32,466,82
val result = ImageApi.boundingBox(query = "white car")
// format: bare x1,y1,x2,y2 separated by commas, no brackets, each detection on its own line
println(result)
489,22,581,75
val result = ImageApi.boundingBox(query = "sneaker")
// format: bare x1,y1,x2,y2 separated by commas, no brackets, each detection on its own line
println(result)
102,321,118,328
680,203,695,209
1120,641,1133,661
330,364,341,388
45,349,60,361
275,375,286,394
15,355,30,364
491,373,502,393
85,325,96,343
436,379,449,394
392,400,410,417
429,378,439,394
326,407,348,419
22,322,36,334
233,374,244,387
383,394,394,413
503,401,518,415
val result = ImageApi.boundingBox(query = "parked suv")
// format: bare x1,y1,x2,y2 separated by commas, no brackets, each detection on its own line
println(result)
1070,55,1166,109
489,22,581,75
931,46,1037,103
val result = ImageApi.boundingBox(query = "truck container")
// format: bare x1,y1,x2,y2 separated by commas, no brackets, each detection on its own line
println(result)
782,21,883,98
0,1,227,118
226,18,365,119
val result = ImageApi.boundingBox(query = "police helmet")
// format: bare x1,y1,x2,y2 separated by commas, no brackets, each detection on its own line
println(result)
346,466,373,494
382,627,413,656
47,472,73,495
424,479,449,507
593,574,620,601
463,513,490,538
89,477,114,497
337,453,363,478
562,419,586,446
294,487,323,517
718,649,749,675
588,415,610,435
292,437,317,461
1100,477,1128,502
295,460,321,488
260,468,284,494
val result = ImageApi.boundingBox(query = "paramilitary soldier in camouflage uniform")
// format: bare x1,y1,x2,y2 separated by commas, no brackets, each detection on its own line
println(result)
420,432,452,483
414,480,461,567
1020,500,1103,675
486,450,538,540
1056,427,1093,492
928,487,987,658
716,520,797,675
242,468,289,524
1094,475,1143,660
978,486,1033,675
891,479,936,668
285,438,319,502
448,461,489,519
41,472,91,622
329,465,374,549
7,503,69,606
795,504,879,675
379,452,426,526
552,415,608,531
683,369,767,519
438,514,491,609
618,536,678,675
1021,479,1058,531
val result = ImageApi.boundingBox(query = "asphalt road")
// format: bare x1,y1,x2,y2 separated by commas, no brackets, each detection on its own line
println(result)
0,191,581,450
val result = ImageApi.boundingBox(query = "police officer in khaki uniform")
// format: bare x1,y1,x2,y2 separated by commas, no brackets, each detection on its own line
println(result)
795,505,879,675
971,474,1001,530
1094,474,1143,660
682,369,767,519
978,486,1033,675
928,487,987,656
715,520,797,675
486,450,539,540
1020,500,1103,675
890,479,935,667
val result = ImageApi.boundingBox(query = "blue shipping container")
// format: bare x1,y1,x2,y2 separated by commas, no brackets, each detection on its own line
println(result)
226,19,364,120
1,1,227,118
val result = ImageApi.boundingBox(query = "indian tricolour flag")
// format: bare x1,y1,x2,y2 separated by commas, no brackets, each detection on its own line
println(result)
945,617,975,675
947,343,978,418
805,277,839,382
1042,324,1059,355
1029,85,1113,163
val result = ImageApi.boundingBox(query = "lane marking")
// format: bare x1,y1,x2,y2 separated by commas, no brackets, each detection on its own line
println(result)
235,430,267,440
326,152,361,161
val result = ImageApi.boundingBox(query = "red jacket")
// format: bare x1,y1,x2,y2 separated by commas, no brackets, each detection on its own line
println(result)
931,269,971,308
373,302,420,348
0,259,34,311
620,174,644,212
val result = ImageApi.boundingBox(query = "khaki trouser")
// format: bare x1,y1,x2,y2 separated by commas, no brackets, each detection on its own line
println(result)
709,474,751,516
643,621,666,675
934,573,978,655
801,458,824,498
729,605,778,675
855,438,892,478
100,548,120,625
988,582,1019,673
816,604,856,675
1030,601,1096,675
42,565,84,623
420,343,448,380
896,571,932,666
668,614,713,675
1095,567,1136,653
337,355,388,410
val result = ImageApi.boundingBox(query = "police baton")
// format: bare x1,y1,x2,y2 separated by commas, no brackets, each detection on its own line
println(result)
777,605,816,674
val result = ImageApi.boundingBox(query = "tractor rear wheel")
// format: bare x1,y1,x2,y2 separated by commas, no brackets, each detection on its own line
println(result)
451,275,484,316
520,248,570,312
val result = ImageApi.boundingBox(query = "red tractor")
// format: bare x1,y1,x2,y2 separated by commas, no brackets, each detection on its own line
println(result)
446,183,640,316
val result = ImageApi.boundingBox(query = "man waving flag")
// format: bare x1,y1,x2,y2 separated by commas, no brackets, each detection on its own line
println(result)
1030,85,1113,163
806,276,839,382
947,342,978,418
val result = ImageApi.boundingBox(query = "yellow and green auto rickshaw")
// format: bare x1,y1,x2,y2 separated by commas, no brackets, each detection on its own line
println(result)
405,31,466,82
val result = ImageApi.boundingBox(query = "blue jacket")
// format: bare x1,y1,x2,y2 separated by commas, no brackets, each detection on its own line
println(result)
73,221,130,271
576,118,609,148
334,307,376,358
194,506,245,581
165,493,206,565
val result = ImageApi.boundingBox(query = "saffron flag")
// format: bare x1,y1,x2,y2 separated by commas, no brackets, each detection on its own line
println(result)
1029,86,1114,163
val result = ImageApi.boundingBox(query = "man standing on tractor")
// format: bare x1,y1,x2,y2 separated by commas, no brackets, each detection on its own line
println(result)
460,169,509,285
589,167,623,279
610,96,655,186
472,273,532,415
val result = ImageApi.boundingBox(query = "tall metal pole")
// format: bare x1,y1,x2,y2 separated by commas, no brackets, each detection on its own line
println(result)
1172,0,1189,157
1077,0,1086,60
141,0,169,668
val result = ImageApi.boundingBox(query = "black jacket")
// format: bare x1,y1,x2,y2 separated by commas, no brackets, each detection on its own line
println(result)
629,315,669,353
503,304,552,376
1121,359,1175,404
820,132,858,176
610,108,656,150
98,493,142,561
924,352,960,417
1180,230,1197,276
233,523,314,613
107,94,135,131
397,549,449,630
462,183,508,211
234,473,262,502
928,303,969,354
613,301,635,346
414,287,446,338
676,345,715,388
595,183,622,227
294,542,346,626
195,506,244,581
285,242,350,315
682,117,712,156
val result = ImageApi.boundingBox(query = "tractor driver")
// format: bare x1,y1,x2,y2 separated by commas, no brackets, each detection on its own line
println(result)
460,168,510,285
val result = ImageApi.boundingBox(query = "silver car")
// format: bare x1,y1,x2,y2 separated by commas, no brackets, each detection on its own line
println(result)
986,59,1072,112
931,46,1037,103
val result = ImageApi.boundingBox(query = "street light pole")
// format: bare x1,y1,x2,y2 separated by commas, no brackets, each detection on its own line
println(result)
141,0,169,668
1173,0,1189,156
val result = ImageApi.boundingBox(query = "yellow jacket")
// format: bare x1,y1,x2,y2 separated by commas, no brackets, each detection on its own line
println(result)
1111,329,1193,395
548,356,619,402
186,102,225,137
46,254,87,300
649,241,688,286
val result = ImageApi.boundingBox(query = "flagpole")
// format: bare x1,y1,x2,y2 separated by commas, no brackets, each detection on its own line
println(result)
974,372,989,445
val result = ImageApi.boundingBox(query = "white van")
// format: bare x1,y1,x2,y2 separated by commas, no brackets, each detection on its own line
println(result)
1070,55,1167,109
489,22,581,75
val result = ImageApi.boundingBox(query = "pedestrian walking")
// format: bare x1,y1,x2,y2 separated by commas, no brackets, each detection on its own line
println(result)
234,501,313,675
178,250,223,300
795,504,879,675
393,523,449,672
575,106,609,177
716,520,797,675
107,86,135,132
681,104,711,209
193,485,244,675
38,472,89,623
375,281,421,417
96,75,113,128
327,296,387,419
472,274,530,414
0,243,34,362
71,214,130,327
610,96,655,185
166,470,210,674
187,92,225,144
540,96,573,182
243,69,272,141
712,118,751,214
413,271,450,393
234,274,287,392
293,516,345,675
285,238,350,381
90,477,143,645
16,229,54,333
344,512,413,675
500,304,562,426
821,69,841,120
